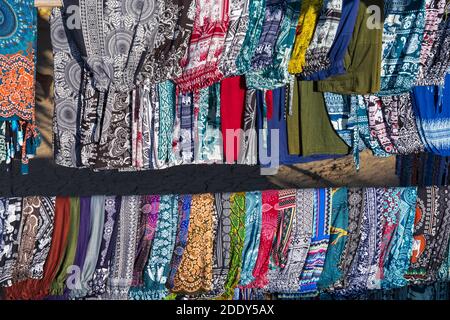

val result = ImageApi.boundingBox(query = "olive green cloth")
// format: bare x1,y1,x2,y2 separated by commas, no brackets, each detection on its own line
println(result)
300,81,349,156
287,80,301,154
50,197,80,296
316,0,383,94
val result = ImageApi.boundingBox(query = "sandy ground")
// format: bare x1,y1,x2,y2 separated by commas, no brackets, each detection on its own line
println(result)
32,13,399,190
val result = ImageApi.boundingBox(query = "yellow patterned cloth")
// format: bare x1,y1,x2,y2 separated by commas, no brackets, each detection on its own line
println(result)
171,194,216,294
288,0,323,74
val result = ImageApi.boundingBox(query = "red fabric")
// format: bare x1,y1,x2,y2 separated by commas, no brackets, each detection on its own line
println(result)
265,90,273,120
176,0,230,93
244,190,279,289
5,197,71,300
220,75,246,163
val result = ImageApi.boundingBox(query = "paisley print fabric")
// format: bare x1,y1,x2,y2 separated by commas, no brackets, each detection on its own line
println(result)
137,0,196,84
335,188,364,290
11,197,41,284
171,194,216,294
0,0,39,172
29,197,56,280
201,193,232,297
131,195,160,287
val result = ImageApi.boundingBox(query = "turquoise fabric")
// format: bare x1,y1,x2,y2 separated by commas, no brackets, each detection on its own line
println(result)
239,191,262,286
318,187,349,291
381,187,417,289
128,195,178,300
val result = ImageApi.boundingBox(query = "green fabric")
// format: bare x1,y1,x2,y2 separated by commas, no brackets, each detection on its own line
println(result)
287,80,301,155
316,0,383,94
51,197,80,296
300,81,349,156
219,192,246,300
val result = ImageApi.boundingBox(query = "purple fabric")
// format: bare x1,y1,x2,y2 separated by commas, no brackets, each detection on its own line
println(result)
66,196,91,296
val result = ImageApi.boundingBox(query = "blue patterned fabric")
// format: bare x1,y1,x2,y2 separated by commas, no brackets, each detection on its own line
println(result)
324,93,389,169
382,187,417,289
239,191,263,286
412,74,450,156
379,0,426,95
298,188,332,296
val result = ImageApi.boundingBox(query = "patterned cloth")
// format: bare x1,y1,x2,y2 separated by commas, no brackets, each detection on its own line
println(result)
107,196,139,300
0,198,23,286
366,94,425,155
382,188,417,289
288,0,324,74
137,0,195,84
268,189,314,294
201,193,232,297
250,0,286,70
175,0,230,93
52,0,160,169
379,0,426,95
88,196,120,297
218,0,250,77
220,192,246,299
131,195,160,287
412,74,450,156
243,190,279,289
235,0,266,74
166,195,191,290
324,94,389,170
246,0,301,90
298,188,332,296
415,0,447,85
0,0,39,173
301,0,343,79
416,0,450,86
317,188,349,291
128,195,178,300
239,191,262,286
405,186,450,284
171,194,216,294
